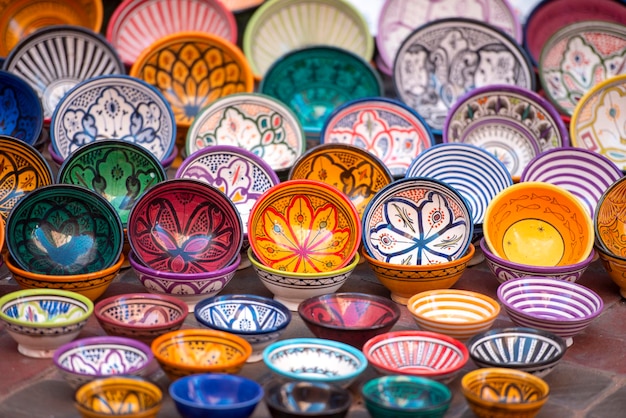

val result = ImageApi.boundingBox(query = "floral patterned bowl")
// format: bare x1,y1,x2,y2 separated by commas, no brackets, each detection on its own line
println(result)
0,70,44,145
595,176,626,259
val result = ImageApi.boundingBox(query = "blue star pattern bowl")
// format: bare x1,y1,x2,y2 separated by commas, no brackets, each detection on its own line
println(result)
0,70,43,145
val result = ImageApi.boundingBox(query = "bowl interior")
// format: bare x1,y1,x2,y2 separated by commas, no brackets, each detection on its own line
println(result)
170,374,263,408
75,377,162,414
95,294,188,328
0,71,43,145
0,290,92,326
462,368,549,405
595,176,626,259
265,381,351,414
362,376,451,411
408,290,500,324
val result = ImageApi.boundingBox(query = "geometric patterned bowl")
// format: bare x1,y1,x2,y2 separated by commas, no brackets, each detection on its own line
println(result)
0,70,43,145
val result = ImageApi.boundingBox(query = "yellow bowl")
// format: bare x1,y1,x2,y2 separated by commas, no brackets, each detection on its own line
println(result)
596,244,626,298
483,182,594,266
595,176,626,259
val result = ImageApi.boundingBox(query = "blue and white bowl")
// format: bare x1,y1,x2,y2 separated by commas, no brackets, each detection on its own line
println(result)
0,70,43,145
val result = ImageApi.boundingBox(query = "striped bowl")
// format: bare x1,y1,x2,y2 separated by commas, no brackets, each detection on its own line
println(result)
407,290,501,341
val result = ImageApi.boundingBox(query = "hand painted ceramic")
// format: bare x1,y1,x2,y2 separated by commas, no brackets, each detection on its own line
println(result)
222,0,264,13
243,0,373,78
5,184,124,275
259,46,383,136
0,135,54,221
194,294,291,362
265,381,352,418
320,98,435,177
129,31,254,129
361,177,474,265
377,0,521,76
53,336,154,389
344,0,385,36
393,18,534,134
483,182,594,267
0,71,43,145
185,93,306,171
596,243,626,298
595,176,626,258
3,25,124,120
107,0,237,67
507,0,542,24
58,140,167,228
262,338,368,388
0,0,103,56
288,143,394,217
0,289,93,358
521,148,623,219
151,329,252,380
50,75,176,162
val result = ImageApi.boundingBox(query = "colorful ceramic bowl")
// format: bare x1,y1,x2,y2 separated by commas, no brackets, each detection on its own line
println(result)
461,368,550,418
151,329,252,380
288,143,394,217
320,98,435,178
262,338,368,388
3,25,124,120
483,182,594,267
58,140,167,227
222,0,264,13
259,46,383,136
248,179,361,273
243,0,373,78
363,331,469,383
94,293,188,344
595,176,626,258
0,70,43,145
265,380,352,418
362,177,474,265
194,294,291,363
129,31,254,129
50,74,176,162
184,93,306,171
0,289,93,358
596,243,626,298
107,0,237,67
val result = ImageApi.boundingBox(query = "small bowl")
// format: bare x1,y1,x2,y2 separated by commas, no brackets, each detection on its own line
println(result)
363,331,469,383
595,176,626,259
195,294,292,363
361,376,452,418
169,373,263,418
262,338,368,388
407,289,501,341
0,70,43,145
94,293,188,344
54,336,155,389
74,376,162,418
461,368,550,418
596,244,626,298
264,380,352,418
297,292,401,348
151,329,252,380
0,289,93,358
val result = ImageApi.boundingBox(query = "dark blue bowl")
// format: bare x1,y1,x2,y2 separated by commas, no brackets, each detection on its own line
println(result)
0,70,43,145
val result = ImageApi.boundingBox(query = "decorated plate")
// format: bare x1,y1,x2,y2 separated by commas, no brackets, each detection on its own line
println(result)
361,178,474,265
185,93,306,171
595,176,626,259
393,18,534,134
321,97,435,177
0,70,43,145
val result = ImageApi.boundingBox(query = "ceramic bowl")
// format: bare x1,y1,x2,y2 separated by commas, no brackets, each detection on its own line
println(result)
74,376,162,418
170,373,263,418
467,327,567,378
595,176,626,258
297,292,400,349
498,276,604,346
262,338,367,388
288,143,394,217
361,376,452,418
127,178,243,274
151,329,252,380
259,46,383,136
483,182,594,267
264,380,352,418
107,0,237,67
184,92,306,172
0,70,43,145
50,74,176,162
94,293,188,344
53,336,154,389
129,250,240,312
362,331,469,383
248,179,361,273
596,244,626,298
243,0,373,79
363,244,475,305
58,140,167,228
362,177,474,265
3,25,124,120
0,289,93,358
129,31,254,129
194,294,291,363
248,248,359,311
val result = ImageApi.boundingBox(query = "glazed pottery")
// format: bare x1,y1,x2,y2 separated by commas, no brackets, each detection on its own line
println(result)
222,0,264,12
361,177,474,265
595,175,626,258
50,74,176,162
262,338,367,388
596,243,626,298
0,70,43,145
127,178,243,274
264,380,352,418
320,98,434,178
0,289,93,358
194,294,291,362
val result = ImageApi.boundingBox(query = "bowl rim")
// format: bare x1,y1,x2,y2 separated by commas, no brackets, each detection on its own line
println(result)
94,292,189,330
74,376,163,412
595,242,626,263
169,373,264,410
407,289,501,326
362,243,475,272
264,380,352,415
129,250,241,280
4,252,125,281
247,247,360,278
361,375,452,412
461,367,550,406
